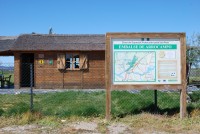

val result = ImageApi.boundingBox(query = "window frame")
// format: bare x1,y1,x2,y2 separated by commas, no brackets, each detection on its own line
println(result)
66,53,80,70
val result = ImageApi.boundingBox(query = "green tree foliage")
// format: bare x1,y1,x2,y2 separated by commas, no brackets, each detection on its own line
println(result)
186,33,200,83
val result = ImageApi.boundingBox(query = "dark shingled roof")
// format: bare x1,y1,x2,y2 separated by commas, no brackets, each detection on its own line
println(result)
11,34,105,51
0,36,17,55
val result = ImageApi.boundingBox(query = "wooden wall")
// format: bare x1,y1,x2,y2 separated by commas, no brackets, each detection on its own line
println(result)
14,51,105,89
83,51,105,89
14,53,20,89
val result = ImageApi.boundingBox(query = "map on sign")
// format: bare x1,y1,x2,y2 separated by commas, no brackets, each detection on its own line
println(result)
114,51,156,82
112,40,181,85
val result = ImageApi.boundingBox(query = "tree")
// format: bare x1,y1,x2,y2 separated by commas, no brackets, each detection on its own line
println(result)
186,33,200,84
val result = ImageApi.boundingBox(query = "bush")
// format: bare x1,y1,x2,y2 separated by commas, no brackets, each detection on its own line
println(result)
6,102,29,116
189,91,200,102
0,108,4,116
79,106,99,117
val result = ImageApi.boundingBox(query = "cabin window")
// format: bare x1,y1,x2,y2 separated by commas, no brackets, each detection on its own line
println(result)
57,53,88,70
66,54,80,70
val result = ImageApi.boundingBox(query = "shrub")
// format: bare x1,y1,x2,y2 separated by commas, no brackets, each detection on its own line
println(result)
6,102,29,116
189,91,200,102
0,108,4,116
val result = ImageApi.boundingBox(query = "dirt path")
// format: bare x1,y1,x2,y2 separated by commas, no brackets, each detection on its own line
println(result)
0,121,134,134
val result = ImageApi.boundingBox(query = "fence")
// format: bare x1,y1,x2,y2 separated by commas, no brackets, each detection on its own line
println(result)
188,67,200,86
0,63,200,118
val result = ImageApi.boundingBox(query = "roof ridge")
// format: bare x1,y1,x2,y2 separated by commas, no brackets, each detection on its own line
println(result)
19,34,105,37
0,36,18,40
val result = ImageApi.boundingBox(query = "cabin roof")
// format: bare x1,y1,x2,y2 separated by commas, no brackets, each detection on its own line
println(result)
0,36,17,55
11,34,105,51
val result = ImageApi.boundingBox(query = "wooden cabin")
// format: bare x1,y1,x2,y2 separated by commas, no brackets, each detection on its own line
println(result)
0,34,105,89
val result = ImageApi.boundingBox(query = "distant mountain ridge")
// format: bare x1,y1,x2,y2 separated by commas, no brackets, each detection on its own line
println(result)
0,65,14,71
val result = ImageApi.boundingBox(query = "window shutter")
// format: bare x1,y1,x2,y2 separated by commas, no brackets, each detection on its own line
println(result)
57,53,66,69
80,53,88,69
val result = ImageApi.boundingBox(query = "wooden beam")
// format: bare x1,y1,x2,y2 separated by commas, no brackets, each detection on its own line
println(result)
106,34,111,120
180,33,187,118
180,88,187,118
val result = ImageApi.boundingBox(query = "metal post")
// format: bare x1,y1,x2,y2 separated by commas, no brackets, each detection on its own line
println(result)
106,87,111,120
30,64,33,112
154,90,158,112
62,70,64,89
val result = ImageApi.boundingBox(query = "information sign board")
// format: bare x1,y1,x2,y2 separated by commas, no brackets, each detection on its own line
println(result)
105,33,187,119
112,40,181,85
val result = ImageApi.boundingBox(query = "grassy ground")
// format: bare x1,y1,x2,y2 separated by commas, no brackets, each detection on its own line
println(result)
0,90,200,133
0,113,200,133
119,113,200,133
0,91,106,117
0,90,199,117
0,90,182,117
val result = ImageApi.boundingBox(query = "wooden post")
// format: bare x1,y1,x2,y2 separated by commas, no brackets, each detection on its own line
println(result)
106,34,111,120
180,33,187,118
180,88,187,118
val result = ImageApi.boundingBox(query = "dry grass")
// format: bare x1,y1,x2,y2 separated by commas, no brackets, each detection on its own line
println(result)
1,112,200,133
118,112,200,133
0,90,200,133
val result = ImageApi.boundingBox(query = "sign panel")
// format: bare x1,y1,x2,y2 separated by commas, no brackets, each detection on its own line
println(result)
106,33,187,119
112,40,181,85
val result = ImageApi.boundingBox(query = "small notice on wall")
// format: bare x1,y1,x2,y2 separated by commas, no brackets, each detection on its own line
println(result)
38,59,44,65
38,54,44,58
112,40,181,84
48,59,53,65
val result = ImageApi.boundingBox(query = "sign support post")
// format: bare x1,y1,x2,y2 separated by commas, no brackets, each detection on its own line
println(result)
180,36,187,118
106,34,111,120
180,87,187,118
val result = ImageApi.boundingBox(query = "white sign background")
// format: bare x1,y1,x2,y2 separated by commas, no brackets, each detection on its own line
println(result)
112,40,181,85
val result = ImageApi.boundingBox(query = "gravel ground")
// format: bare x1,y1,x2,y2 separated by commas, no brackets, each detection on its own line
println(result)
0,121,133,134
0,85,199,95
0,89,105,95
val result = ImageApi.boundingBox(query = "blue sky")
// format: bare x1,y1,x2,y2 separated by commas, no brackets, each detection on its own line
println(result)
0,0,200,63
